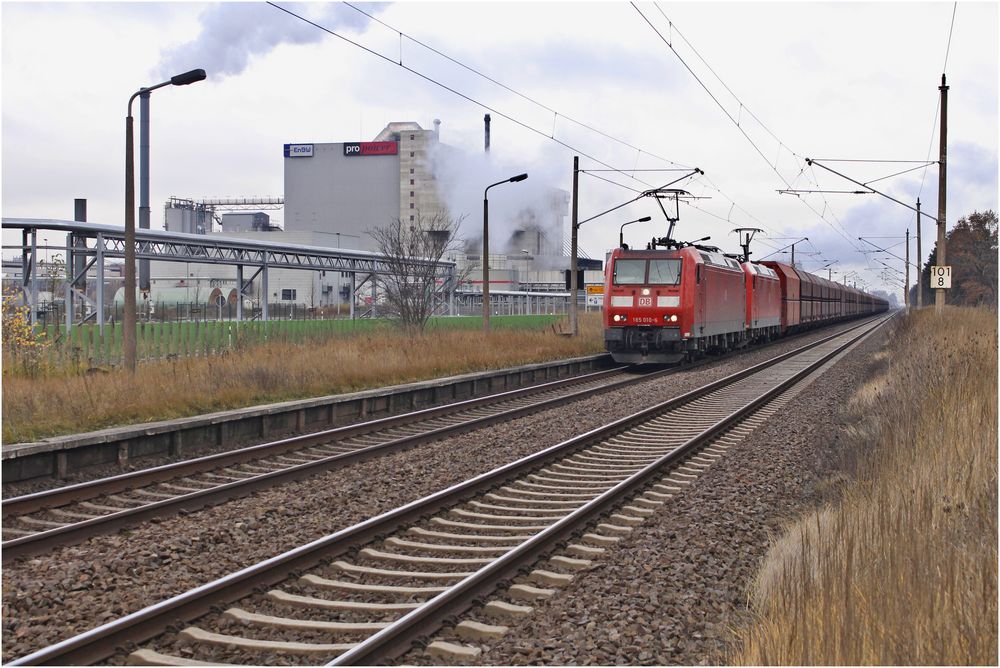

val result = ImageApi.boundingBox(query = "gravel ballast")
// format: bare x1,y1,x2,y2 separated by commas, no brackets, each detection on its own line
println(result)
411,321,891,666
1,319,885,663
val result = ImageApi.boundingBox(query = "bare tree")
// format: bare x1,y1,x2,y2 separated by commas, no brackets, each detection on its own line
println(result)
369,212,467,332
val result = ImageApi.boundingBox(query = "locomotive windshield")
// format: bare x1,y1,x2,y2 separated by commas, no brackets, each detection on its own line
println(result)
613,260,647,285
613,258,682,285
648,259,682,285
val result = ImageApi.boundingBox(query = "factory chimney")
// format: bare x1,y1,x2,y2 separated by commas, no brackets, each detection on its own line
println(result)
433,118,441,139
484,113,491,153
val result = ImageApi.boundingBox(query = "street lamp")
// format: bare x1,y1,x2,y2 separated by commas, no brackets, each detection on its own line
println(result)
618,216,652,249
520,249,530,289
124,68,205,372
482,173,527,332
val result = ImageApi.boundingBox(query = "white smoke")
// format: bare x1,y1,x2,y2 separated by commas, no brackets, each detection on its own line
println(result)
156,2,388,80
430,137,570,266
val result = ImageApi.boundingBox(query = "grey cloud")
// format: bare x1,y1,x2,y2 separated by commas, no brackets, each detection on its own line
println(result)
479,39,686,90
948,141,998,190
156,2,389,80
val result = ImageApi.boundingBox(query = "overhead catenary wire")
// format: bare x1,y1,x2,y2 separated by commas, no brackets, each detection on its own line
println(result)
340,1,781,239
341,1,691,170
267,1,668,192
918,1,958,198
634,2,868,257
271,2,808,256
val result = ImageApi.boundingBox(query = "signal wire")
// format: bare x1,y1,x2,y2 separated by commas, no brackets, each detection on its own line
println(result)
341,1,692,170
272,2,791,256
633,2,866,254
267,1,672,191
339,0,779,239
917,1,958,198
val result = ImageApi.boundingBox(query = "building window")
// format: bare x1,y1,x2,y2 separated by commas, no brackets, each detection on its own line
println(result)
410,179,414,185
409,168,414,174
281,289,297,301
409,203,414,209
410,191,414,197
410,134,414,140
410,151,414,157
410,215,415,222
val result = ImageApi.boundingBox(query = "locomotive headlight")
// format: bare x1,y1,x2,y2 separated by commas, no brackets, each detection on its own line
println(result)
641,288,651,296
670,314,678,322
613,314,622,322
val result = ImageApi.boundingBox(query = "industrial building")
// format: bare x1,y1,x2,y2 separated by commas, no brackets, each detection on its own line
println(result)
146,118,599,312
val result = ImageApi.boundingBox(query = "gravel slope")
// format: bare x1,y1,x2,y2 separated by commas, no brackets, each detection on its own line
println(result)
414,322,891,666
1,320,881,663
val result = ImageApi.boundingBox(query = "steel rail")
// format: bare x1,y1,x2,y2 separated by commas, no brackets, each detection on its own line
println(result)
3,365,643,559
8,315,888,666
5,316,860,559
3,365,631,515
331,314,892,664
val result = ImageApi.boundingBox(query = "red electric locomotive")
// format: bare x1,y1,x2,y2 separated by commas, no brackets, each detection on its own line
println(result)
604,240,889,364
603,244,746,363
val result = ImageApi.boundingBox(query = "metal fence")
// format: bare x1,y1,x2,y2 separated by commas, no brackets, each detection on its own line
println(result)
29,314,565,368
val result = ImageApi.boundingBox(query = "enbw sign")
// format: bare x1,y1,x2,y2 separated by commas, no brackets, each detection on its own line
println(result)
283,144,314,158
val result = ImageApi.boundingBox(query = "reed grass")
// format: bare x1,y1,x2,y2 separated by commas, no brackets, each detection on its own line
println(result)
2,314,604,443
734,307,997,665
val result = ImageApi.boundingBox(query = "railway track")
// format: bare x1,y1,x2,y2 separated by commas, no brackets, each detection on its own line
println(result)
3,361,676,560
8,314,890,666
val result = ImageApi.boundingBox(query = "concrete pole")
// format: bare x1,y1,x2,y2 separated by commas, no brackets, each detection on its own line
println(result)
20,229,29,315
905,228,910,308
261,261,269,321
570,156,579,335
65,235,73,335
448,271,455,316
124,111,138,371
96,234,105,334
139,91,151,293
916,198,923,308
74,198,87,319
935,74,948,314
30,229,38,327
236,265,243,322
483,194,490,332
350,272,356,320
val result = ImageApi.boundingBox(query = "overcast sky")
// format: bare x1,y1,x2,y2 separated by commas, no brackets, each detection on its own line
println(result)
3,1,997,298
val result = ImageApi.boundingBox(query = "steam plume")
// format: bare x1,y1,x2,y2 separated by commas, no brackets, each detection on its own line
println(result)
156,2,388,80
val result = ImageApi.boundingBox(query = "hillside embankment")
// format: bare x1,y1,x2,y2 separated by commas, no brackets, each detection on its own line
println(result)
733,306,998,665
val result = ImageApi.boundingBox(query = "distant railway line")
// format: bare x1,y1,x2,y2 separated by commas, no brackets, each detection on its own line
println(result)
2,317,878,562
8,314,890,666
2,364,661,560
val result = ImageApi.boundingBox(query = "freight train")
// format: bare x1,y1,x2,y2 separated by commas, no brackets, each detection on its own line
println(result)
603,241,889,364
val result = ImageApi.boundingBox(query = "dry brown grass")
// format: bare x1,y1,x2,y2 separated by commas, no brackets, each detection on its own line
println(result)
734,307,998,665
2,314,604,443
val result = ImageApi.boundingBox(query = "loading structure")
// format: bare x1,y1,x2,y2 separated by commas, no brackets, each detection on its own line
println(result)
1,218,456,332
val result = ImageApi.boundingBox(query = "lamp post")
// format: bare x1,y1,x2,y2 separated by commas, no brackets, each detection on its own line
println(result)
618,216,652,248
124,68,205,372
520,249,530,289
482,173,528,332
